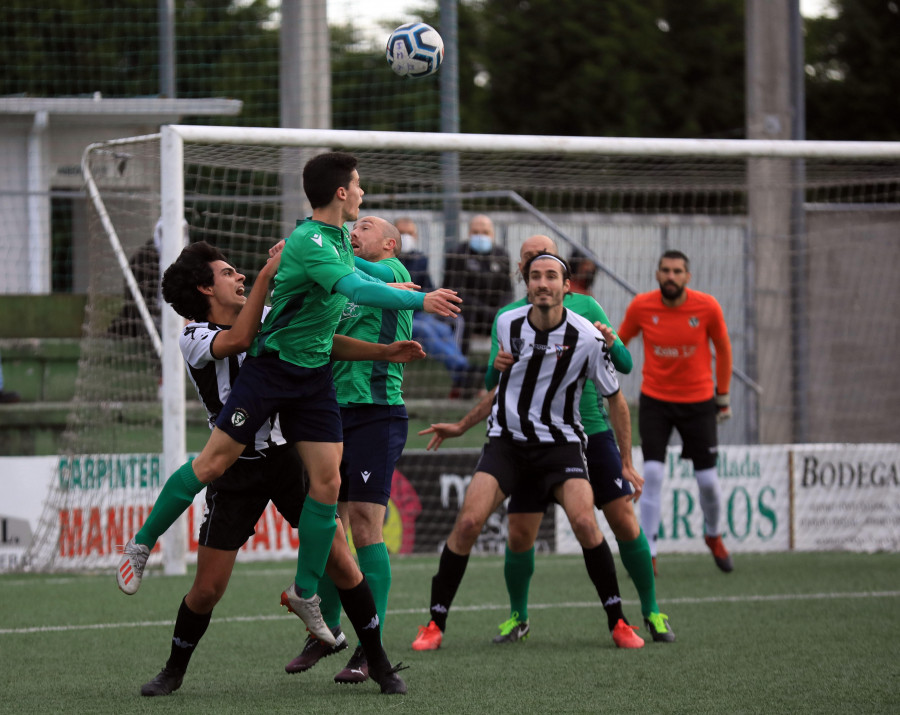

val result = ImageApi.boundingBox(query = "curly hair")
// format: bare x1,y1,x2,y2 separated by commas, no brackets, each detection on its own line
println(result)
161,241,227,321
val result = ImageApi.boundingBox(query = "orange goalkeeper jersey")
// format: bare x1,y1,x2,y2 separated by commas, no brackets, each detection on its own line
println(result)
618,288,732,403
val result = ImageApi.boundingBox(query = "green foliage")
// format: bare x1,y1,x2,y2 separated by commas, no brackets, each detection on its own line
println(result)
0,0,280,126
457,0,745,138
2,1,895,140
805,0,900,140
1,552,898,713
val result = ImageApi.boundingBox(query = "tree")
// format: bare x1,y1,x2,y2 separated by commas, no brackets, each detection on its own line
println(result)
452,0,746,138
805,0,900,140
0,0,280,127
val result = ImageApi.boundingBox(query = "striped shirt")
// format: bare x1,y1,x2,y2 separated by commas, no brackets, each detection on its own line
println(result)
180,307,286,457
487,305,620,445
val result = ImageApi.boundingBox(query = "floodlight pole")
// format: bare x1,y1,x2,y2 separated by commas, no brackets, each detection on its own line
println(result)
158,0,176,97
440,0,461,247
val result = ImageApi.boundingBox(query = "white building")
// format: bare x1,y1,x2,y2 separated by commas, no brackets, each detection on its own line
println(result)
0,96,241,295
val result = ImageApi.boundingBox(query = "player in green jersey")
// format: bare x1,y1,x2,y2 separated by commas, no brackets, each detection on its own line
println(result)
285,216,415,683
117,153,461,659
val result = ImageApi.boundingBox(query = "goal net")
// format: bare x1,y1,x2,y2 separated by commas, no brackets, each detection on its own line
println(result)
22,127,900,572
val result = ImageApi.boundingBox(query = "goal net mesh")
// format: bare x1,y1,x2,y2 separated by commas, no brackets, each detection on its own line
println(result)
22,132,900,571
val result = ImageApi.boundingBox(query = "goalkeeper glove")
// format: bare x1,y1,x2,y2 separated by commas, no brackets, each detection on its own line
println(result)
715,392,732,423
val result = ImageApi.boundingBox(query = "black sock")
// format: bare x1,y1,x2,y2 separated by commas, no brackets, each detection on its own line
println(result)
429,544,469,632
582,541,626,631
338,577,391,673
165,597,212,673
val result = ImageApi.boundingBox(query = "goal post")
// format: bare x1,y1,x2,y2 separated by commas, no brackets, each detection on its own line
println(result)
21,127,900,573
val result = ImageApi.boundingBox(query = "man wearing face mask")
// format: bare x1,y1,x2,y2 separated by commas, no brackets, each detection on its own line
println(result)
568,248,598,296
396,218,482,398
443,214,512,355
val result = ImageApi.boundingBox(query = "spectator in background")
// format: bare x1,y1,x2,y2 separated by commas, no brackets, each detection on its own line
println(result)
568,248,598,296
443,214,512,355
0,353,21,403
397,217,482,398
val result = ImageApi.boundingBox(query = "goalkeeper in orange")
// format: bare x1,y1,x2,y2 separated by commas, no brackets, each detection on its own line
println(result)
618,250,734,573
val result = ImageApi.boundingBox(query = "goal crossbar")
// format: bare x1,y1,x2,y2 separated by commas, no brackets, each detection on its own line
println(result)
165,125,900,159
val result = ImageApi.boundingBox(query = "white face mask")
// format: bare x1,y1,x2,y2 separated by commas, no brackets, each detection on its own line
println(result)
469,233,492,254
400,233,418,252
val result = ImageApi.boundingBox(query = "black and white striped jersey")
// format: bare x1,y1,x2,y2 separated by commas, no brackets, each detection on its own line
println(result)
180,306,286,456
488,305,620,445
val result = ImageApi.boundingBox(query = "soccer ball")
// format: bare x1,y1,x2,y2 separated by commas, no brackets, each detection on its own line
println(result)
386,22,444,79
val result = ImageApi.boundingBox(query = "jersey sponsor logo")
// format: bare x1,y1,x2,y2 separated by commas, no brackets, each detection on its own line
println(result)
653,344,696,359
565,466,584,473
689,316,700,327
361,470,371,483
310,233,323,247
554,344,570,359
231,408,249,427
532,343,554,353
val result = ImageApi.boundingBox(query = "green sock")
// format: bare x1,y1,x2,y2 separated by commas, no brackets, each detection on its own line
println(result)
504,545,535,622
135,460,205,549
617,528,659,617
317,571,342,630
357,542,391,635
294,497,338,597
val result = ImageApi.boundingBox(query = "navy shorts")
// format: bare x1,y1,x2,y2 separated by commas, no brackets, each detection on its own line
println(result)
339,404,408,507
477,436,589,514
584,429,632,508
214,355,343,445
198,444,307,551
639,393,718,470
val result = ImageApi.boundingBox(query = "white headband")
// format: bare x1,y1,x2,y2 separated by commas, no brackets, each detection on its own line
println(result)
529,254,568,272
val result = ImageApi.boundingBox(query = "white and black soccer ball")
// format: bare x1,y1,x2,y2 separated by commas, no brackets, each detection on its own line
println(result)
386,22,444,79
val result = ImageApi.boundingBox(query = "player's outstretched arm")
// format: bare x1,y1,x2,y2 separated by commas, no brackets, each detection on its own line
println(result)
418,387,496,451
332,335,425,363
210,250,281,359
334,272,428,311
605,390,644,502
422,288,462,317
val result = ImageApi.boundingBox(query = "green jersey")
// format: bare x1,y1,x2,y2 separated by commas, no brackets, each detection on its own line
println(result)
333,257,413,406
249,219,354,368
487,292,633,435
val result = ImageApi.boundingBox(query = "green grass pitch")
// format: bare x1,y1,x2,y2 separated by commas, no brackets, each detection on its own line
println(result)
2,551,898,713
